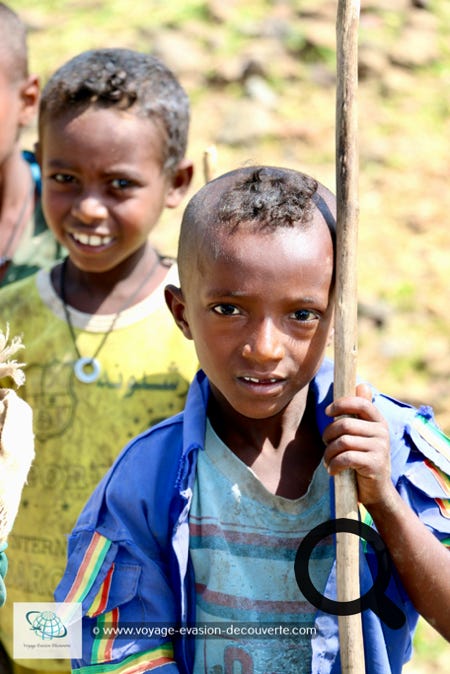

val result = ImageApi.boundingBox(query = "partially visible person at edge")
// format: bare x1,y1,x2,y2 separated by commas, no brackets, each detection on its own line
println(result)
0,2,62,287
0,48,197,674
0,327,35,607
56,167,449,674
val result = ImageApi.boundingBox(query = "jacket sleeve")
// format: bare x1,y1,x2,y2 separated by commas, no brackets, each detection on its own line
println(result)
55,428,185,673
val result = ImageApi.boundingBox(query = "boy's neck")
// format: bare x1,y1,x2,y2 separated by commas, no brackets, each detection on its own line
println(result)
207,387,325,499
54,246,167,314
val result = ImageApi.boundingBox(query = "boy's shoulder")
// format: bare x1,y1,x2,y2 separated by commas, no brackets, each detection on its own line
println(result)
371,389,450,541
70,411,188,536
408,408,450,465
100,409,187,478
373,389,449,470
361,390,450,516
0,271,39,301
73,372,208,535
109,370,209,471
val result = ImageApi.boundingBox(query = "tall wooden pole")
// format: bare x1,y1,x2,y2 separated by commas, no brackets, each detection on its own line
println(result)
334,0,365,671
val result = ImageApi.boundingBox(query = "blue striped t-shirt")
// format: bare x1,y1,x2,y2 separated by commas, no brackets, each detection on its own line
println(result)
189,419,333,674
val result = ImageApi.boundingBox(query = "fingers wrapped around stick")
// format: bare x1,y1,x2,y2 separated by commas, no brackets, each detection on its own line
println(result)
323,384,392,507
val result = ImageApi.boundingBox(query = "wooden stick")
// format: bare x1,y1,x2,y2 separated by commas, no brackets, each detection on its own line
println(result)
334,1,365,671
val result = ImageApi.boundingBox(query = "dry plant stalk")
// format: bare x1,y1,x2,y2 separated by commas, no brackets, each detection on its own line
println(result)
0,325,26,389
0,326,34,544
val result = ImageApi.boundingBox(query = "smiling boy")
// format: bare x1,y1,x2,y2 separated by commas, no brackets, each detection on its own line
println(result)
56,166,450,674
0,48,197,674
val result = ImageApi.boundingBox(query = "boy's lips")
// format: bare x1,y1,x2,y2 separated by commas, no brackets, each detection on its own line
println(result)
70,231,114,247
237,374,286,391
240,375,283,384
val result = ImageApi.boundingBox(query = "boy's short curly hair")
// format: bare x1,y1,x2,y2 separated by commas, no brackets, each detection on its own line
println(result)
215,167,320,232
0,3,29,82
39,48,190,173
178,166,336,288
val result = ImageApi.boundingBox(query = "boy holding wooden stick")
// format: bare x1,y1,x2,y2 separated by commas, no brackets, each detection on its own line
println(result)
56,166,450,674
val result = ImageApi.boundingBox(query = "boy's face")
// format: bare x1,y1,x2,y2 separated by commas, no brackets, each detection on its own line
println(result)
168,216,334,421
0,66,37,168
38,106,189,273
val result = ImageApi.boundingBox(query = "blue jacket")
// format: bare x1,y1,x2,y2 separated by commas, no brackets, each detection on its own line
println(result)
55,360,450,674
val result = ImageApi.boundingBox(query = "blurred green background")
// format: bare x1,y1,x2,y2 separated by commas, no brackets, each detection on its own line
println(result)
10,0,450,670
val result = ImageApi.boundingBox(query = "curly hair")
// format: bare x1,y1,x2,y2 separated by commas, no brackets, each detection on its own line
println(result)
178,166,336,287
39,48,190,173
0,3,29,82
215,167,319,232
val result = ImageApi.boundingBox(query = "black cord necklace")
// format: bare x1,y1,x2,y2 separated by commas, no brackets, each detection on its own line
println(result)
60,254,161,384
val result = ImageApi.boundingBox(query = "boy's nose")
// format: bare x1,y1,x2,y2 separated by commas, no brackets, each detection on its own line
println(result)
242,319,285,362
71,194,108,224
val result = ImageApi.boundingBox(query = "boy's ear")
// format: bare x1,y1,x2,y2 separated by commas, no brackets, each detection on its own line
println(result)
165,159,194,209
18,74,40,128
164,284,193,340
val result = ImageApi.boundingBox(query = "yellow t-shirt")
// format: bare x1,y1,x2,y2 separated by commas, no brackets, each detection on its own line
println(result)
0,263,197,671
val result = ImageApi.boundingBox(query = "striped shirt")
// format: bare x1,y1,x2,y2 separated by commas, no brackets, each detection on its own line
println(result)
190,420,333,674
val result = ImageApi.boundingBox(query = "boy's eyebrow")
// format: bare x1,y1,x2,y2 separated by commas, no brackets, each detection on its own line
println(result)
203,288,326,305
203,288,246,299
43,158,143,178
44,158,72,168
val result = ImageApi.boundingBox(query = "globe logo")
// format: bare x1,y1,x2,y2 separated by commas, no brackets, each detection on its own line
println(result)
26,610,68,641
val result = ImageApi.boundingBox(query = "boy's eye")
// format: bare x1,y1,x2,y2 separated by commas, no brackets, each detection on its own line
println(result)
110,178,134,190
51,173,75,184
212,304,240,316
291,309,319,322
